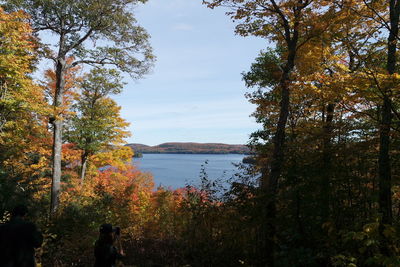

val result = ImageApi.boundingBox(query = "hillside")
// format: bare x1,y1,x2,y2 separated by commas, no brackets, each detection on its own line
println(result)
126,142,250,154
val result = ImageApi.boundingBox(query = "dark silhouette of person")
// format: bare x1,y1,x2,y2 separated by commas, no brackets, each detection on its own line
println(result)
94,223,124,267
0,204,43,267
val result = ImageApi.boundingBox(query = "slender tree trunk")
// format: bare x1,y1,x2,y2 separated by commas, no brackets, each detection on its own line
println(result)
379,94,392,226
0,82,8,132
80,152,88,183
378,0,400,228
260,39,297,267
376,0,400,255
321,103,335,221
50,57,66,215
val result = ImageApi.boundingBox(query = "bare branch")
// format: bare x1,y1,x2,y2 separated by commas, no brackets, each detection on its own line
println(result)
67,28,94,51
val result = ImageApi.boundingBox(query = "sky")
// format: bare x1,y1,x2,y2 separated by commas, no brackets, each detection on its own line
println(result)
113,0,268,146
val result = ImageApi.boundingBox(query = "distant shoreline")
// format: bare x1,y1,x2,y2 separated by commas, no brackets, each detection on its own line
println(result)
136,152,248,155
126,142,250,155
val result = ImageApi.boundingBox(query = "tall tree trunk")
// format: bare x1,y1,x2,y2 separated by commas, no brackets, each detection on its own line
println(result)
260,38,297,267
378,0,400,228
50,57,66,215
321,103,335,221
376,0,400,255
379,95,392,226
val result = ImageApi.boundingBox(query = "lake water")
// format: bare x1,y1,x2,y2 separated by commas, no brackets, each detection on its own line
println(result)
132,153,245,189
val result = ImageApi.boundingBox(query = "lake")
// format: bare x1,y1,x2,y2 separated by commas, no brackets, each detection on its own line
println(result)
132,153,246,189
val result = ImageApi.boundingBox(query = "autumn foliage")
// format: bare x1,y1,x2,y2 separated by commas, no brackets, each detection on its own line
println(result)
3,1,400,267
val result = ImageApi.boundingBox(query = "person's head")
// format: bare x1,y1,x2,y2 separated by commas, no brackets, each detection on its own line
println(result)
98,223,116,244
11,204,28,218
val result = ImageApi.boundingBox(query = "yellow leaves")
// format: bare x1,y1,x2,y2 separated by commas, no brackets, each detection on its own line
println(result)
0,8,37,81
206,0,335,42
0,7,49,157
91,146,133,170
30,156,48,171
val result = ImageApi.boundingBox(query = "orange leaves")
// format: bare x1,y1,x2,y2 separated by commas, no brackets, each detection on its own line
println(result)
44,58,81,119
62,143,82,168
95,166,153,197
89,165,155,236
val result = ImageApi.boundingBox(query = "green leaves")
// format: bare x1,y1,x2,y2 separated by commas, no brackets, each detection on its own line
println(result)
4,0,155,77
80,68,124,97
65,67,130,157
242,48,283,89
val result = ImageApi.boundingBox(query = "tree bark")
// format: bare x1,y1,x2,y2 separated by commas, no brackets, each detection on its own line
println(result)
50,57,66,215
321,103,335,221
80,152,88,183
378,0,400,228
379,95,392,226
260,38,297,267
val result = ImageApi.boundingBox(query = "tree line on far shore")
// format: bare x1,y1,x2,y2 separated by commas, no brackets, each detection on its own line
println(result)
126,142,250,155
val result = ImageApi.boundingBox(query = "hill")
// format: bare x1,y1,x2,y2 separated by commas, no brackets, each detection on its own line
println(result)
126,142,250,154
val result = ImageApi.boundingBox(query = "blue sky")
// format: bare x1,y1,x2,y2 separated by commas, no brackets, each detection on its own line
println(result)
114,0,267,146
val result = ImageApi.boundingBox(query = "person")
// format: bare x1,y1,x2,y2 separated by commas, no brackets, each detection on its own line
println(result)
94,223,124,267
0,204,43,267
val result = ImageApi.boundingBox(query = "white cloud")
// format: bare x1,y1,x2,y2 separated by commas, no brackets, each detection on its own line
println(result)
144,0,196,10
120,97,258,133
172,23,194,31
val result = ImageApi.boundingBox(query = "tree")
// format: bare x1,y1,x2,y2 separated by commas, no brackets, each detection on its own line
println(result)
65,68,130,181
4,0,155,214
0,7,42,132
362,0,400,229
0,6,48,165
343,0,400,253
239,0,400,263
204,1,339,265
0,7,53,213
